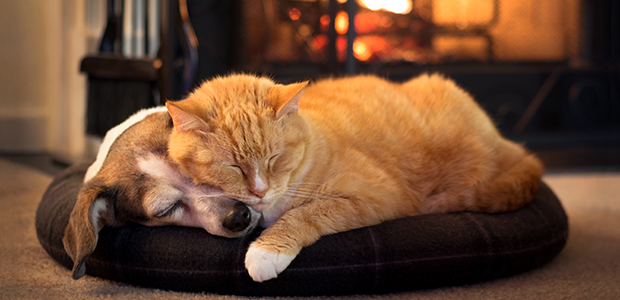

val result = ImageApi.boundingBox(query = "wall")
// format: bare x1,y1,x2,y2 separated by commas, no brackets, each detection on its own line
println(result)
0,0,88,162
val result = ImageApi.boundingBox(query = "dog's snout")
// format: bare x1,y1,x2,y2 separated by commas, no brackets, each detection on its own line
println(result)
222,202,252,232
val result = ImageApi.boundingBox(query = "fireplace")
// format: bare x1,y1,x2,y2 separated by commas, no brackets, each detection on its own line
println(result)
182,0,619,147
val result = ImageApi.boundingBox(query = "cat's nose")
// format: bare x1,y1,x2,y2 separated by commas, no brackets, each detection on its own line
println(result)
222,202,251,232
250,187,268,198
248,174,268,198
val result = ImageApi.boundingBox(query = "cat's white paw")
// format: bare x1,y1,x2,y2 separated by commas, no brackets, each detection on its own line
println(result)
244,244,295,282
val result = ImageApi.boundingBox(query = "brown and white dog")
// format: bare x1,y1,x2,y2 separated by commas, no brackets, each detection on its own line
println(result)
63,106,261,279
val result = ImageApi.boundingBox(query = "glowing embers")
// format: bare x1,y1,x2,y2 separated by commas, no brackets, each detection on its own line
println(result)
278,0,428,64
335,11,349,35
288,7,301,21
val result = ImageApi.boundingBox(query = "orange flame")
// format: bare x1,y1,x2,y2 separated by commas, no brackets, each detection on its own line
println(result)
335,11,349,35
357,0,412,15
353,40,372,61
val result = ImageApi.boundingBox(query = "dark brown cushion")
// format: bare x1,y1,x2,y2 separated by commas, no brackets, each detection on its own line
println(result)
36,162,568,296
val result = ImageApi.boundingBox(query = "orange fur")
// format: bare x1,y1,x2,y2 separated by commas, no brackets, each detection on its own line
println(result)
166,73,544,275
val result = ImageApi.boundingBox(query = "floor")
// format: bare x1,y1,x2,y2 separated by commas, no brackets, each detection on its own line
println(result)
0,153,70,176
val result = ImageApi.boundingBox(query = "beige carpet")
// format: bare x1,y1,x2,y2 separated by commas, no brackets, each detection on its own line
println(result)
1,157,620,300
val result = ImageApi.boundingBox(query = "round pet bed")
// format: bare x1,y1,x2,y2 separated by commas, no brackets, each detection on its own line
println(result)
36,162,568,296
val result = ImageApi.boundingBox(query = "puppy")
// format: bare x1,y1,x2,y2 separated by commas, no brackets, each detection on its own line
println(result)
63,106,261,279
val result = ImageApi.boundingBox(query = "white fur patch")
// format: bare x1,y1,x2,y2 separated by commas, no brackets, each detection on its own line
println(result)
260,206,285,228
90,198,108,230
245,243,295,282
84,106,168,183
252,171,267,193
137,153,180,183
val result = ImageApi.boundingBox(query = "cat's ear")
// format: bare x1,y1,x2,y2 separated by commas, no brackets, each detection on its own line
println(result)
268,81,309,120
166,101,211,134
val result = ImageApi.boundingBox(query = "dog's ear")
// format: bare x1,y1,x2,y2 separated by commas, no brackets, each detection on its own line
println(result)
63,182,115,279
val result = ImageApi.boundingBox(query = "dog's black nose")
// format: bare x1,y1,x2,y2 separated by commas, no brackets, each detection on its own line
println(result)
223,202,251,232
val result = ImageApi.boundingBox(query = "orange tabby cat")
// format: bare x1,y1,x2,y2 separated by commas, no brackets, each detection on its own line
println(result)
165,73,544,282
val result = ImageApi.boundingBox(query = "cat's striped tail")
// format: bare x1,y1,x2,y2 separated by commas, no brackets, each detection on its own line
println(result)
420,146,544,214
471,152,544,213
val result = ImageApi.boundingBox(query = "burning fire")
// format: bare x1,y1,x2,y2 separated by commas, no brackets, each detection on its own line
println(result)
357,0,412,15
335,11,349,35
353,39,372,61
288,8,301,21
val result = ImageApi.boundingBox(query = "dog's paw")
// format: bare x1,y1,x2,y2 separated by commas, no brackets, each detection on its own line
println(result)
244,243,295,282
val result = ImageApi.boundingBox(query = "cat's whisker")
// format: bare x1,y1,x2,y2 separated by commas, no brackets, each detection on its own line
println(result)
283,189,333,200
291,182,325,187
289,186,317,191
292,187,329,194
287,191,327,199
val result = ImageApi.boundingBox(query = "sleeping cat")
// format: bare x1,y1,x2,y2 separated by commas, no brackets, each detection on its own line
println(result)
165,73,544,282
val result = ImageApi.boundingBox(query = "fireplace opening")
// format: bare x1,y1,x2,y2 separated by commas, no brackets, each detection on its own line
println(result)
235,0,582,72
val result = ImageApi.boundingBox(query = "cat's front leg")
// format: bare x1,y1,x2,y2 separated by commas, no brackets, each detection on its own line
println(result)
244,212,312,282
244,241,297,282
244,191,407,282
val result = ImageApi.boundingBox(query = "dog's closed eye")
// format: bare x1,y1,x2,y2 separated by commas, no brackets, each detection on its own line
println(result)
155,200,183,218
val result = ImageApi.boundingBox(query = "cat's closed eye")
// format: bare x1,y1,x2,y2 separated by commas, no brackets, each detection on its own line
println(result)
230,165,245,177
268,154,280,169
